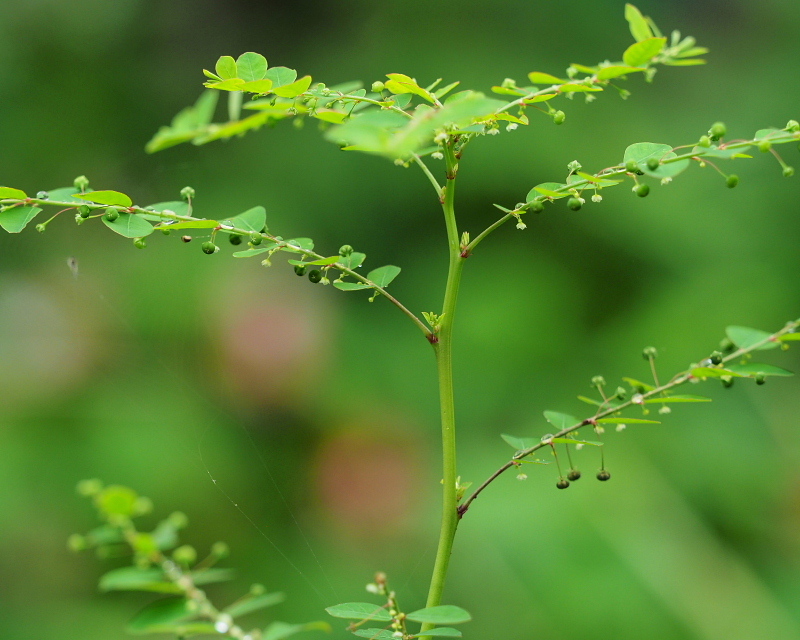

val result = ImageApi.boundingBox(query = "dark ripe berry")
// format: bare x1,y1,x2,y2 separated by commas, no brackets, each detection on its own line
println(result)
722,377,735,388
556,478,570,489
78,205,92,219
625,160,638,174
308,269,322,283
710,351,723,365
339,244,354,257
726,174,739,188
709,122,726,140
181,235,192,243
250,233,262,245
103,208,118,222
755,373,766,385
646,157,660,171
552,110,566,125
134,238,147,249
634,183,650,198
597,470,611,481
529,200,545,213
294,264,307,276
201,241,217,255
567,197,582,211
229,234,242,245
567,469,582,481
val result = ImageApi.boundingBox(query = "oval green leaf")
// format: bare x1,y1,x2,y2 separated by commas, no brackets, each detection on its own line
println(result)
222,206,267,234
412,628,462,638
324,603,391,622
0,187,27,199
273,76,313,98
215,56,238,80
99,567,180,594
544,411,577,429
75,190,133,207
223,591,285,617
367,265,401,287
527,72,565,85
0,206,41,233
236,52,268,82
625,4,653,42
726,363,793,377
333,282,371,291
405,605,471,625
127,597,195,633
501,434,538,451
622,37,666,67
726,325,779,351
265,67,298,88
102,212,154,238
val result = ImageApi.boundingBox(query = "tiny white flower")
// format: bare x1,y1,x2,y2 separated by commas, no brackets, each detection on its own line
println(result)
431,151,444,160
591,194,603,203
516,220,527,230
215,621,230,633
393,633,404,639
576,443,585,450
659,405,672,415
506,123,519,131
366,583,381,594
616,423,627,432
594,425,606,434
487,127,500,135
578,197,586,205
661,177,673,185
434,132,448,143
632,393,644,405
516,473,528,480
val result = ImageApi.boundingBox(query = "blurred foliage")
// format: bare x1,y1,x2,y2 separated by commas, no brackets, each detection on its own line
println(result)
1,1,800,639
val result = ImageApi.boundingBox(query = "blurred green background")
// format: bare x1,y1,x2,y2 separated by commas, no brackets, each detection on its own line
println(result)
2,0,800,638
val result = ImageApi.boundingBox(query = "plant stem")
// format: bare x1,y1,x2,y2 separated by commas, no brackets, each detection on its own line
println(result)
421,143,465,633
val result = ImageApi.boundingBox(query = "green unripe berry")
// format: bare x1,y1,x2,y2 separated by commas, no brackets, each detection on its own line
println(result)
552,110,566,125
758,140,772,153
250,233,262,245
567,470,582,482
556,478,570,489
642,346,658,360
173,545,197,565
35,223,46,233
597,470,611,481
783,166,795,177
78,205,92,219
73,175,90,192
308,269,322,283
567,197,582,211
722,377,735,388
710,351,723,366
698,135,712,148
250,583,266,596
625,160,643,175
646,157,660,171
726,174,739,188
529,200,545,213
103,208,119,222
167,511,188,529
134,238,147,249
786,119,800,132
339,244,354,257
180,186,195,201
68,534,87,552
294,264,307,276
709,122,726,140
201,241,217,254
211,541,229,558
755,373,766,385
634,183,650,198
229,234,243,245
371,81,385,93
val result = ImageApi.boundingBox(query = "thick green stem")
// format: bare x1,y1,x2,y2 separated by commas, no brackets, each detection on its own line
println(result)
422,144,465,631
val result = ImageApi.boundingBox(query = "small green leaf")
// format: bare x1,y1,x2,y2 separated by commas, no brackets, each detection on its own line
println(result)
690,367,744,379
240,79,275,93
190,568,235,586
265,67,298,88
559,83,603,93
158,220,219,230
325,603,391,622
103,212,155,238
264,621,331,640
726,363,793,377
406,606,471,625
99,567,180,594
236,52,268,82
544,411,577,430
522,93,558,103
216,56,238,80
282,238,314,252
75,190,133,207
597,66,647,80
623,377,655,392
233,245,277,258
501,434,539,451
141,201,190,218
273,76,313,98
367,265,401,287
622,37,666,67
223,592,285,618
205,78,246,91
287,256,340,266
643,395,712,403
353,630,396,640
127,597,195,633
624,4,653,42
527,72,565,85
0,187,27,199
726,325,779,351
385,73,435,102
0,206,41,233
595,417,661,424
411,628,462,638
338,252,366,269
41,187,88,203
222,206,267,234
333,282,371,291
529,183,568,200
692,145,751,159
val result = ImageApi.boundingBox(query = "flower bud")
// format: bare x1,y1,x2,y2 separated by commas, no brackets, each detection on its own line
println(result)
642,346,658,359
173,545,197,565
783,166,795,177
73,175,90,192
552,110,566,125
709,122,726,140
371,81,385,93
211,541,229,558
180,186,195,201
339,244,354,257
